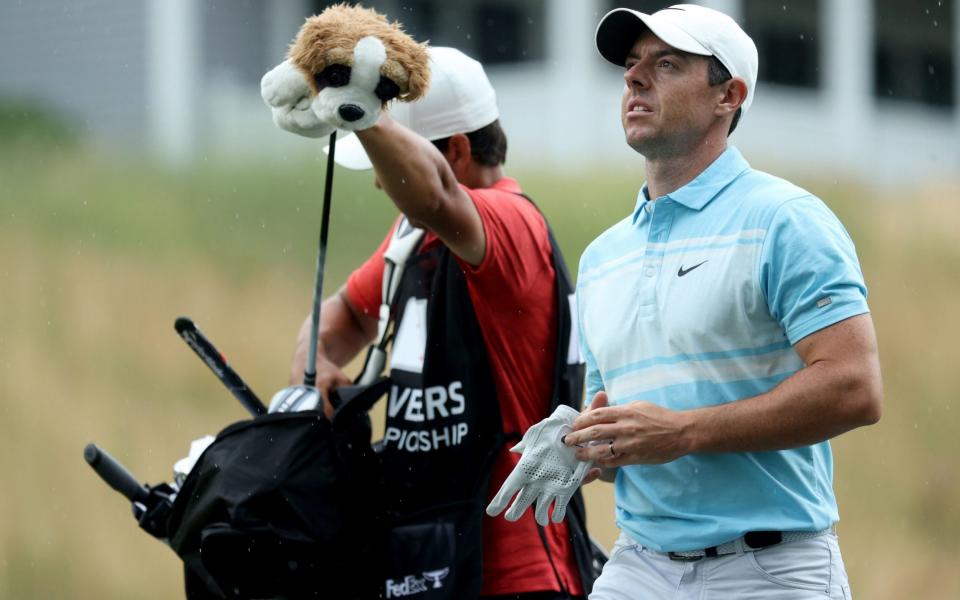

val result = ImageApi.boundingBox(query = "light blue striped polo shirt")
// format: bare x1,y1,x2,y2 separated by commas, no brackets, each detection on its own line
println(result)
576,146,869,552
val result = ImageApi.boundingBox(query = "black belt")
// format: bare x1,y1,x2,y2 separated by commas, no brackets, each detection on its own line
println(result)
665,527,834,562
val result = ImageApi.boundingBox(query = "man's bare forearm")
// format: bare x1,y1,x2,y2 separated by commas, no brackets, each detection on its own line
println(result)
356,115,457,228
684,315,883,453
684,364,880,453
568,315,883,464
290,287,376,383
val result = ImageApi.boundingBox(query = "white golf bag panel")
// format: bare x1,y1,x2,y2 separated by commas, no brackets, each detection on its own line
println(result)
388,298,428,374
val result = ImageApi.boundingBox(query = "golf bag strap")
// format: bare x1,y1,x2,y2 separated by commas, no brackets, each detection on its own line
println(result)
517,193,584,412
546,224,582,408
535,522,568,593
519,193,600,593
355,217,425,385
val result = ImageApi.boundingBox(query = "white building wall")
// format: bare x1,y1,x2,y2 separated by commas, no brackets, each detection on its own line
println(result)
202,0,323,164
2,0,954,183
823,0,873,170
0,0,148,142
199,0,960,183
491,0,959,185
147,0,200,165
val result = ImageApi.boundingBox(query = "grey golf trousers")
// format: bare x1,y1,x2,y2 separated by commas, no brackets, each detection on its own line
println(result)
590,531,852,599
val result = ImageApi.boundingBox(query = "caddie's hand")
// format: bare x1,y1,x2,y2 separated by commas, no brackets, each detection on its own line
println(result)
486,406,593,527
260,59,334,138
289,321,351,419
288,354,350,419
563,391,692,466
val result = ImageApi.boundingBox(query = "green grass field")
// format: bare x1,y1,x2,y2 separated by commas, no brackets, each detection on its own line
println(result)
1,141,958,598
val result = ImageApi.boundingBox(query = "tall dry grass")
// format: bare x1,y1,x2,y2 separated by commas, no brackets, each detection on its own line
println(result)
0,147,958,598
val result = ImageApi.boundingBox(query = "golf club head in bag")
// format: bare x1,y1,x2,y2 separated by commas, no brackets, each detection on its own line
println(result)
268,384,322,413
166,378,391,600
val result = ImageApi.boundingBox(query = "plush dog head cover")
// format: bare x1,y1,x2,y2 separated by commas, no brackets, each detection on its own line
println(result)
288,4,430,131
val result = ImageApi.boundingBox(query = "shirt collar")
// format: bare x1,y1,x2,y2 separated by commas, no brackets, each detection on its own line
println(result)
631,146,750,223
631,186,651,224
481,176,522,194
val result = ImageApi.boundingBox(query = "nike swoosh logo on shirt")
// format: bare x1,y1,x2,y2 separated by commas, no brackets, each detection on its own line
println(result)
677,260,708,277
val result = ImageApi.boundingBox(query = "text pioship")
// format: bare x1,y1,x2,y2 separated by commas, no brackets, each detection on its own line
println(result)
383,382,470,452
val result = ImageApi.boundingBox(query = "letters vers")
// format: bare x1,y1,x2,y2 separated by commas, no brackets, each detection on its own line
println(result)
388,381,465,422
384,381,470,453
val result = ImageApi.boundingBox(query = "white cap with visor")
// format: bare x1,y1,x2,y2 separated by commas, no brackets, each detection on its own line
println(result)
595,4,758,113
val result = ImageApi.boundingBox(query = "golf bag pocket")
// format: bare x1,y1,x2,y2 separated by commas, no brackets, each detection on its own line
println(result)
383,501,483,600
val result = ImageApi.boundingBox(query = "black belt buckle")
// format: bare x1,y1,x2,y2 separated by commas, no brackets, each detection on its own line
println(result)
667,551,704,562
669,532,781,562
744,530,783,549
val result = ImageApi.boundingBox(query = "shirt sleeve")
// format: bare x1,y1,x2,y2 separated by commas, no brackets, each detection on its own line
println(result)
455,186,554,308
344,220,397,318
759,196,870,345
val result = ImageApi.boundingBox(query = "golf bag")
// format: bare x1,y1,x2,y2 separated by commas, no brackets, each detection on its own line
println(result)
86,200,605,598
165,204,605,599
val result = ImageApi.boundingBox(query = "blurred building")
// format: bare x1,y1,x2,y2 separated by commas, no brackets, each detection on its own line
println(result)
0,0,957,182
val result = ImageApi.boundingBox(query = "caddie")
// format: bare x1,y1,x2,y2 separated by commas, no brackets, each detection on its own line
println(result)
280,45,599,600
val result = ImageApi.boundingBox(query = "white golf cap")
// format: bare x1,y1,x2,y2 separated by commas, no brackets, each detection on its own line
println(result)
596,4,758,113
326,46,500,170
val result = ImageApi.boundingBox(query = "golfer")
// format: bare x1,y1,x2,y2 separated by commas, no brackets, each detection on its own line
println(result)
289,47,593,599
563,5,883,598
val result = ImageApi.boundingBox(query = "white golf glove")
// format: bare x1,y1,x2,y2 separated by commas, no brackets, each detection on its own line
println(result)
486,405,592,527
260,60,334,139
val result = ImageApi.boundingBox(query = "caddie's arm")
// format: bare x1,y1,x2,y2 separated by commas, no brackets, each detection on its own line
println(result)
289,286,377,394
356,114,486,266
566,314,883,465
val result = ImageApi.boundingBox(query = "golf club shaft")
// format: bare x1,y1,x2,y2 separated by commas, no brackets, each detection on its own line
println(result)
304,130,337,387
174,317,267,416
83,443,150,504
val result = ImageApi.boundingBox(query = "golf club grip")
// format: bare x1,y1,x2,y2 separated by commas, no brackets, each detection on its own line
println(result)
83,443,150,504
174,317,267,416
